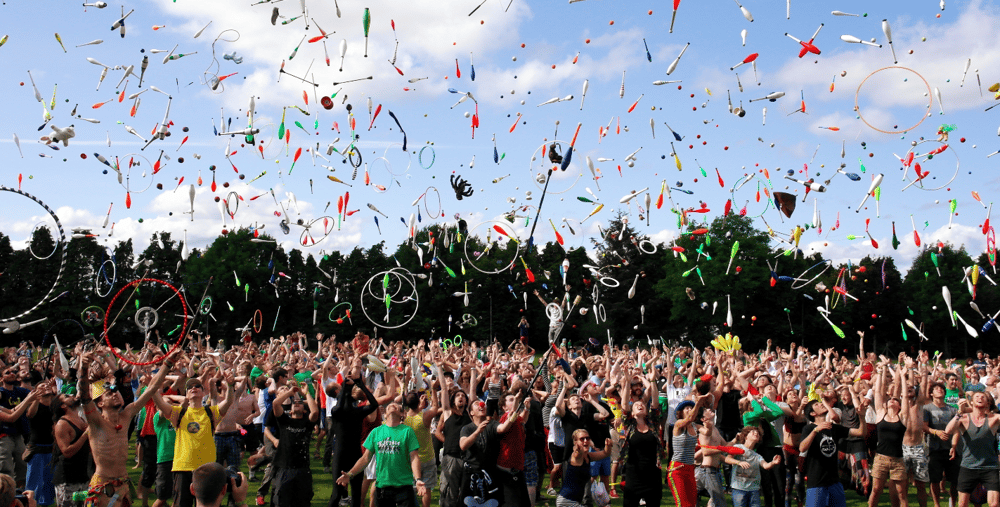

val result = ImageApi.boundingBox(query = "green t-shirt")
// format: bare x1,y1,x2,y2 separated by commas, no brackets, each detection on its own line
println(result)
153,412,176,463
362,424,420,488
293,371,315,397
945,387,963,408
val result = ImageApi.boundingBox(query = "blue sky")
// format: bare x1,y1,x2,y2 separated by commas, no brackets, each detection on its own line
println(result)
2,0,1000,271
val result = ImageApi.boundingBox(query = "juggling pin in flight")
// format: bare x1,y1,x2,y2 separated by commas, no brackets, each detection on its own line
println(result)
184,184,196,221
726,295,733,328
733,0,753,22
784,175,826,193
935,87,945,114
960,59,971,87
832,10,859,16
855,173,884,212
741,29,747,46
669,0,681,33
840,35,882,47
882,19,897,63
580,79,589,110
749,91,785,102
619,187,649,204
628,275,639,299
955,312,978,338
640,305,645,324
619,71,625,99
666,43,690,76
731,53,758,71
905,319,929,341
943,285,956,327
338,39,347,71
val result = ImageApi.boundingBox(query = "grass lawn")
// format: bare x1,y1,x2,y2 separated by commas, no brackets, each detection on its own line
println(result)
121,436,900,507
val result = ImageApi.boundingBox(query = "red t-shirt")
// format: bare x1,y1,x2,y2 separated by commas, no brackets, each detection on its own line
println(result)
497,412,526,470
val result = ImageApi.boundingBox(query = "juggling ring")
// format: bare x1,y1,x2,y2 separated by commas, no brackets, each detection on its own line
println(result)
527,140,583,195
460,313,478,328
419,146,435,169
790,259,834,290
463,220,522,275
95,259,117,297
545,303,563,322
830,268,848,310
422,186,442,219
598,304,607,323
855,66,932,135
0,186,68,325
119,153,156,194
638,240,657,255
328,302,353,322
599,277,620,288
298,215,337,247
135,307,159,332
253,309,263,333
81,306,105,327
900,139,960,192
42,319,88,350
199,296,213,315
103,278,189,366
729,175,775,219
224,191,240,219
359,268,420,329
988,227,997,267
27,222,60,260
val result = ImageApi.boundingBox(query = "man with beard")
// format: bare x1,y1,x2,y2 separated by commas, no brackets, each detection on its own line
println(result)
925,382,960,507
270,383,319,507
78,350,177,507
437,372,472,507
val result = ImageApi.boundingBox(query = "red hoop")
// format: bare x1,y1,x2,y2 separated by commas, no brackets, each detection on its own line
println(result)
253,309,263,333
103,278,189,366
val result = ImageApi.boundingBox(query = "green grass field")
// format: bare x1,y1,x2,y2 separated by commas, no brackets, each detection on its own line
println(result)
121,437,898,507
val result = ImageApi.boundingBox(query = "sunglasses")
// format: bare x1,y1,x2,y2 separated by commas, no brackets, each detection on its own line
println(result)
577,436,591,442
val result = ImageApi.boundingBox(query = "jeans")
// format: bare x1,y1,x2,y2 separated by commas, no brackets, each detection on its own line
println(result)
805,483,847,507
695,466,726,507
374,486,416,507
734,489,763,507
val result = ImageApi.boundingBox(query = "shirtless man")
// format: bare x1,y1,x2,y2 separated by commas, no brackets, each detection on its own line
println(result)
214,369,257,471
78,350,177,507
696,407,727,507
902,356,931,507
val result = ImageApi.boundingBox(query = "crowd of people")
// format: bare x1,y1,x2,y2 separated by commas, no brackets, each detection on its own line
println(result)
0,331,998,507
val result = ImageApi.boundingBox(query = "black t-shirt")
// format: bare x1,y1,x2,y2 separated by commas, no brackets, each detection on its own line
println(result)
525,399,546,454
460,420,500,470
715,390,743,432
586,400,612,450
801,423,850,488
560,405,594,459
273,413,316,469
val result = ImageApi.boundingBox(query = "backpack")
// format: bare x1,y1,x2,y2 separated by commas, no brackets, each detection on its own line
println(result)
178,405,217,434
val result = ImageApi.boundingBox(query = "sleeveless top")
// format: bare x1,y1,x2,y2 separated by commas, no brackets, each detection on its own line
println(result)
53,418,90,485
443,411,472,457
559,459,591,502
961,416,1000,470
403,412,435,463
875,418,906,458
672,429,698,464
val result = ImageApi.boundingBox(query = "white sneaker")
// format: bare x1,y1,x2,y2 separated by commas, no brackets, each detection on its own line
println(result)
639,500,647,506
546,488,557,497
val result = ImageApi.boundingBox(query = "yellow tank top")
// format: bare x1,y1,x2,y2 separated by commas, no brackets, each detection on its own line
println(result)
404,412,435,463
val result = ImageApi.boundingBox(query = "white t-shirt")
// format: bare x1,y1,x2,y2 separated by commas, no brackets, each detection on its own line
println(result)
253,389,267,424
666,384,692,425
548,407,565,446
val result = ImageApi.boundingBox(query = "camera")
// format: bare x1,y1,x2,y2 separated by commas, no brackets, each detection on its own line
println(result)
227,466,242,488
15,489,28,507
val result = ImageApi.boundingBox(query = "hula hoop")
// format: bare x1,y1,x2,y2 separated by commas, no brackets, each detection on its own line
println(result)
0,186,68,325
900,140,960,192
443,338,453,349
27,222,59,260
103,278,188,366
81,306,105,327
854,66,932,135
461,313,478,327
638,240,657,255
135,307,159,331
419,146,436,169
359,268,420,329
988,227,997,268
729,175,775,219
95,259,117,297
790,259,833,290
463,220,522,274
528,140,582,195
453,335,463,346
298,216,337,247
